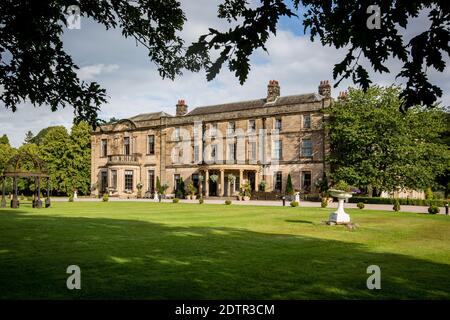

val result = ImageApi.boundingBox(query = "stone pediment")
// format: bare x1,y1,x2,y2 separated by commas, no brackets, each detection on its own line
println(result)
112,119,137,132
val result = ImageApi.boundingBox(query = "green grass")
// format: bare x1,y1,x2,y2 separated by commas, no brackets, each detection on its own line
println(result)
0,202,449,299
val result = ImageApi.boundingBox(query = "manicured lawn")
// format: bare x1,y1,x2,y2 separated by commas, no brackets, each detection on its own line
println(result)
0,202,449,299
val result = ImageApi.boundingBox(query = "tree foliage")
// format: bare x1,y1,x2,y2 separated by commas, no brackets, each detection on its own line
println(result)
327,86,450,194
0,0,205,126
189,0,450,111
285,173,294,195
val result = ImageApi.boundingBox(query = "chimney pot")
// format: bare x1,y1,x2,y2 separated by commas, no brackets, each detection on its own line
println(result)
267,80,280,103
176,99,188,116
318,80,331,98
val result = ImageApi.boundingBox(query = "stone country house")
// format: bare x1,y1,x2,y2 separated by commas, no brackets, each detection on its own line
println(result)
91,80,333,199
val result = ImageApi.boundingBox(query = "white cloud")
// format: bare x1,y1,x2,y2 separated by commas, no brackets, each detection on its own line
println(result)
77,63,119,80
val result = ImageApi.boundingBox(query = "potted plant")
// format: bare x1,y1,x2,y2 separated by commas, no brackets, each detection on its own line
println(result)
136,182,143,199
259,180,266,192
210,174,218,183
241,182,251,201
186,182,197,200
156,177,169,202
237,191,243,201
285,174,294,200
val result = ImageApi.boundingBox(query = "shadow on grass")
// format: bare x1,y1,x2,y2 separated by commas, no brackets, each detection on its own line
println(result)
0,210,449,299
285,219,315,225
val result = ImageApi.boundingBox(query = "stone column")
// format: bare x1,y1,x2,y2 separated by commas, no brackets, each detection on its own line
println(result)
220,169,225,197
36,177,42,208
205,169,209,197
255,170,259,192
239,169,244,189
1,177,6,208
12,176,19,208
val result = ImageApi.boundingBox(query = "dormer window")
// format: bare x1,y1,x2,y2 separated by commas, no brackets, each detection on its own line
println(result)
124,137,130,155
227,121,235,135
248,120,256,133
210,123,217,138
275,118,282,131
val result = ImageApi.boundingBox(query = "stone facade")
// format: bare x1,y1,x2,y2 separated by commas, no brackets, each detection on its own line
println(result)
91,80,332,198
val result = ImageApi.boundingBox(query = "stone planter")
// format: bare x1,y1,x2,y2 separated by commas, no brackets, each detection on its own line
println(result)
191,195,197,200
328,189,353,224
243,196,250,201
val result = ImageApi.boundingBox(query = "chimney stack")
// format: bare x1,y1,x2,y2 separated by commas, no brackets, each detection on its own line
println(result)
176,99,188,116
337,91,348,102
318,80,331,98
267,80,280,102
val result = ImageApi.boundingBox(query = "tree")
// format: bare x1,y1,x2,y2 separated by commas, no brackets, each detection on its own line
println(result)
66,121,91,195
23,131,34,145
0,134,10,145
189,0,450,110
0,0,205,126
39,126,71,195
327,86,450,195
285,174,294,195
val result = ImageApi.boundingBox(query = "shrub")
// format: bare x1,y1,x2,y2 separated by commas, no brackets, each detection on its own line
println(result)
290,201,299,207
357,202,365,209
225,200,232,205
428,205,440,214
198,198,204,204
425,187,434,200
102,193,108,202
68,195,74,202
321,198,328,208
393,199,400,212
259,181,266,192
331,180,352,192
285,174,294,195
173,198,180,203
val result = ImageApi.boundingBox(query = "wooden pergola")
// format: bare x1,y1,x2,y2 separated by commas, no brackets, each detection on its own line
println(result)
1,151,51,209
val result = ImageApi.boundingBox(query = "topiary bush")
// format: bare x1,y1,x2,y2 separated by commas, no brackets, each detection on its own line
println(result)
290,201,299,207
68,195,74,202
321,198,328,208
428,205,440,214
225,200,232,205
102,193,108,202
357,202,365,209
173,198,180,203
393,199,400,212
199,198,204,204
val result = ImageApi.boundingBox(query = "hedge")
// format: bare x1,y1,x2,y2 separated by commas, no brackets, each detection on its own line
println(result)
348,196,448,207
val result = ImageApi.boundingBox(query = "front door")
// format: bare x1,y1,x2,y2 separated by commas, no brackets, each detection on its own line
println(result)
100,171,108,194
248,172,255,192
209,179,217,196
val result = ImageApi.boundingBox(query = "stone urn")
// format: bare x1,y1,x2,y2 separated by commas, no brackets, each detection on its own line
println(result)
328,189,353,224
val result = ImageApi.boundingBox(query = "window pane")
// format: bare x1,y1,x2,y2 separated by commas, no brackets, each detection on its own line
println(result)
124,137,130,155
302,139,312,157
125,170,133,191
302,171,312,192
111,170,117,190
303,115,311,129
148,170,155,192
148,135,155,154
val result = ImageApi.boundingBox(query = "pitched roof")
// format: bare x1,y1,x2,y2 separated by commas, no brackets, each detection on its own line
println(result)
186,93,323,116
129,111,172,122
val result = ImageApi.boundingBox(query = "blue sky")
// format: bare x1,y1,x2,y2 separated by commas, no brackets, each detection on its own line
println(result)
1,0,449,147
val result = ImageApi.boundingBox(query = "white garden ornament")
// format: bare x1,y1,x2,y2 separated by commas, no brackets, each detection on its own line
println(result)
328,189,353,224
